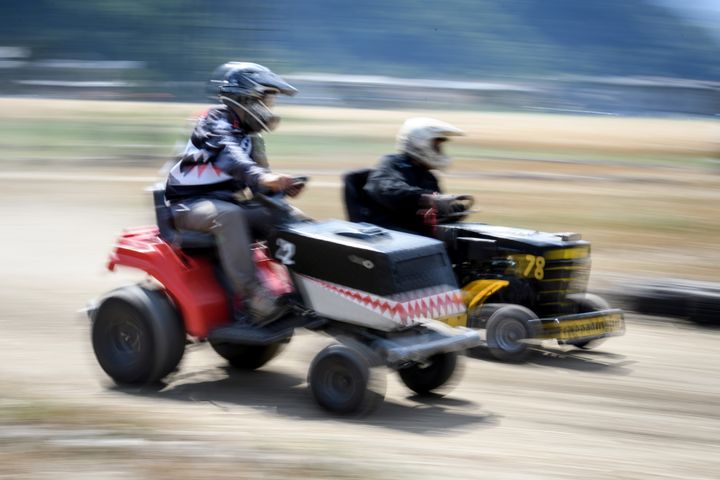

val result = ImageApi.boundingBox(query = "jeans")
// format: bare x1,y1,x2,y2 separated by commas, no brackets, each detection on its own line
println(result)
170,198,276,297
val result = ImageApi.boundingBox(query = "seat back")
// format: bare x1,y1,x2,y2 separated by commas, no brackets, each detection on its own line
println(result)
152,186,216,249
343,168,374,222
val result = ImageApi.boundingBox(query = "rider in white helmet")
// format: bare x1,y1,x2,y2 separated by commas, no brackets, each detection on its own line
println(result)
361,117,472,234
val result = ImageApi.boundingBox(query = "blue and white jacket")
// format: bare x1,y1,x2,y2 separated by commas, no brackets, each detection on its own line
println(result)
165,106,268,203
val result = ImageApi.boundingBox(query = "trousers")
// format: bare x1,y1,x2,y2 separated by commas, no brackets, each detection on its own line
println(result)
171,198,276,297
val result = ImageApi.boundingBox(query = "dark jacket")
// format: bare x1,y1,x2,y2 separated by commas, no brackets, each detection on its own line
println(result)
165,106,268,203
362,153,442,234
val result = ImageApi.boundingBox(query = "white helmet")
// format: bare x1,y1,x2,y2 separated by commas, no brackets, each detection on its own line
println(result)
396,117,464,170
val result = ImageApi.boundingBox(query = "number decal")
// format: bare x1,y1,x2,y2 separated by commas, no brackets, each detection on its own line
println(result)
512,254,545,280
533,256,545,280
275,238,296,265
523,255,535,277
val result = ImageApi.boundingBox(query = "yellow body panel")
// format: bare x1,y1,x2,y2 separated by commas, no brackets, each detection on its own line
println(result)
462,279,510,310
544,246,590,261
540,312,625,340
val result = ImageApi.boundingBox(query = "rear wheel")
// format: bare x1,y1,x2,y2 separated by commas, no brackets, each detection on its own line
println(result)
210,342,285,370
398,352,459,396
92,285,185,385
567,293,610,349
308,342,386,415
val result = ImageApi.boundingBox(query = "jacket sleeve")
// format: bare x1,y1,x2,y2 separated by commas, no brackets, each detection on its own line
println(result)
364,157,434,214
217,140,269,191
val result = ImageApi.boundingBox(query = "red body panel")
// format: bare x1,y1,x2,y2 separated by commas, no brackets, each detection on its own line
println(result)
107,226,293,339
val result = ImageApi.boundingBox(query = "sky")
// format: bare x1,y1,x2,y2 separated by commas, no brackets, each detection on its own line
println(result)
655,0,720,41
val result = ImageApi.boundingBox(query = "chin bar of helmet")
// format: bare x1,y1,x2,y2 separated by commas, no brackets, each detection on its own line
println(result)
220,95,276,133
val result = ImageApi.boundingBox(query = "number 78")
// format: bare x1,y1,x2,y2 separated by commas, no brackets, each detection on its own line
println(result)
522,254,545,280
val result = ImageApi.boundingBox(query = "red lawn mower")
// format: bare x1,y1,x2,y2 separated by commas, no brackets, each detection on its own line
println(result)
88,181,481,414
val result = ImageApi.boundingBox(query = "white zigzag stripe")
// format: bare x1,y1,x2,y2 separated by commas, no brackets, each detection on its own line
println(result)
306,276,466,321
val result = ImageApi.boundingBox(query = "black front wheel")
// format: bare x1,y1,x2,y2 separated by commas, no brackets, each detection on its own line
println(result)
398,352,459,396
308,343,385,415
479,304,540,362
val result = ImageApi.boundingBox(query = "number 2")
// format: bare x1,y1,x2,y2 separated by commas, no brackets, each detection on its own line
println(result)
275,239,296,265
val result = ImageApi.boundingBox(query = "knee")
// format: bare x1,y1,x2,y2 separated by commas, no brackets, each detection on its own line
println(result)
213,204,246,227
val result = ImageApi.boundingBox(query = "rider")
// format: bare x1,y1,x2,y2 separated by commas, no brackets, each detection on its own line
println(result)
164,62,300,326
360,117,472,235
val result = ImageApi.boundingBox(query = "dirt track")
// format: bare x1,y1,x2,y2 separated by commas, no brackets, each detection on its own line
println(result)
1,173,719,479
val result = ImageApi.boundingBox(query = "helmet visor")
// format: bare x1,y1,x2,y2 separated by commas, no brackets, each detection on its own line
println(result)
432,137,448,155
260,93,276,108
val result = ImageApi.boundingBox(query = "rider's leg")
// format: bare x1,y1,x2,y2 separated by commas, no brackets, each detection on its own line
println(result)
172,198,283,324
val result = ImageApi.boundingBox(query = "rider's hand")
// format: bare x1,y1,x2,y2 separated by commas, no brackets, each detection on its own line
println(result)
432,194,462,216
450,202,467,213
285,182,305,198
259,173,295,192
422,193,475,217
451,194,474,213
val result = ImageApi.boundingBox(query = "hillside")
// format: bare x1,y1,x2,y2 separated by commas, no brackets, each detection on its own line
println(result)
0,0,717,85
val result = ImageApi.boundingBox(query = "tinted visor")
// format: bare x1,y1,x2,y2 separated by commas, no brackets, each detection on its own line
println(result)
260,93,276,108
432,137,448,154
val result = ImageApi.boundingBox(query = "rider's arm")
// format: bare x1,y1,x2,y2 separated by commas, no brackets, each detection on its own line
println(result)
219,140,269,190
195,110,268,190
189,108,293,192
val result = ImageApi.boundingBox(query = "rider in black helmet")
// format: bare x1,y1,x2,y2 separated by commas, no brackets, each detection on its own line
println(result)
165,62,301,326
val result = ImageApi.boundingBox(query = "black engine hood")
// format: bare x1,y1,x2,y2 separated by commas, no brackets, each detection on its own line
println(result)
437,223,588,249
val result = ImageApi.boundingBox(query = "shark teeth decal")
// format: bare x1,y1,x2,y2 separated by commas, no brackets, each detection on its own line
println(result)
302,275,465,326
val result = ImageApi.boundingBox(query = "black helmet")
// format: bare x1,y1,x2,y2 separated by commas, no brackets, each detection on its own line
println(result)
210,62,297,98
209,62,297,133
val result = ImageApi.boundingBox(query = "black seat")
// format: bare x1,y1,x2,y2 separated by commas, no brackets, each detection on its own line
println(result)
152,187,216,249
342,168,374,222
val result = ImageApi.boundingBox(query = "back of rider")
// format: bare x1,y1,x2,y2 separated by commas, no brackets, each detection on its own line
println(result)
362,153,441,235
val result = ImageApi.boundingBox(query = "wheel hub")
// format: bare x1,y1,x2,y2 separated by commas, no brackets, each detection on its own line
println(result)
496,319,526,352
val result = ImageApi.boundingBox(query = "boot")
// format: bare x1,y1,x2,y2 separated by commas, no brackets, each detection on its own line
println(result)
247,285,287,327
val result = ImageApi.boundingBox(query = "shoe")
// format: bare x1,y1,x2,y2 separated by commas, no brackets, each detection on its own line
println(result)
231,310,252,326
247,286,287,327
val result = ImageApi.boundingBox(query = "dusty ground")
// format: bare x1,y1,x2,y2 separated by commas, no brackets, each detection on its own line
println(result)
0,166,718,479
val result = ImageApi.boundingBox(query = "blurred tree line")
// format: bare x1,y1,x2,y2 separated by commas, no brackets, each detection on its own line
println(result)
0,0,717,99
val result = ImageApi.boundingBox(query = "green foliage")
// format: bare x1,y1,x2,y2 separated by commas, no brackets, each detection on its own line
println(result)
0,0,717,86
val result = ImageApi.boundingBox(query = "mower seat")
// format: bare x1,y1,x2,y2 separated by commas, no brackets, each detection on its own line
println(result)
152,187,216,249
343,168,374,222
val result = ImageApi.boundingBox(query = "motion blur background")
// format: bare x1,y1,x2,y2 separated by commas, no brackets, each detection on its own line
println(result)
2,0,720,112
2,0,720,143
1,2,719,479
1,0,718,279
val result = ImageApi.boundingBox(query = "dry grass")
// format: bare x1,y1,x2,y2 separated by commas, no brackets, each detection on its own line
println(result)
1,98,718,282
280,106,720,158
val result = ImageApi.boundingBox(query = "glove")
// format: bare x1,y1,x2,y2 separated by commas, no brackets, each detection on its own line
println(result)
431,194,461,217
260,173,296,192
451,194,474,213
285,182,305,198
434,194,474,214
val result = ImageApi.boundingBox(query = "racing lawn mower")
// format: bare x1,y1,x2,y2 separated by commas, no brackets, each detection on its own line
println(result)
344,169,625,362
88,180,480,415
